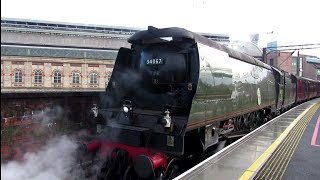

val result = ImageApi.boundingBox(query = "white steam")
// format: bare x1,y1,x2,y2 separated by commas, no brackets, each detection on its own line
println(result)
1,135,83,180
33,105,65,126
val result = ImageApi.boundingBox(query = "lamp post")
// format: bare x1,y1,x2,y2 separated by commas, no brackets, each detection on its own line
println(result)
262,48,267,63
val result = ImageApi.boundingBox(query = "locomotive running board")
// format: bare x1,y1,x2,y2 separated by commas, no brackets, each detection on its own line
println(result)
107,123,151,132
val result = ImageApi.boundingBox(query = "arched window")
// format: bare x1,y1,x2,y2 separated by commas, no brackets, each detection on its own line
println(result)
14,69,23,83
53,70,62,83
34,70,43,83
89,72,98,84
72,71,80,84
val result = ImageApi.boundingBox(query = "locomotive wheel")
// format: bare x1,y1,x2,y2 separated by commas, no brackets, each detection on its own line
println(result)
97,171,107,180
166,165,180,180
239,115,245,131
243,114,250,130
123,165,138,180
247,114,253,130
234,115,245,131
162,157,181,180
251,112,260,129
255,111,263,126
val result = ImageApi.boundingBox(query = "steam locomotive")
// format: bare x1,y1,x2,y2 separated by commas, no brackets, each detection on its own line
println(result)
79,26,320,180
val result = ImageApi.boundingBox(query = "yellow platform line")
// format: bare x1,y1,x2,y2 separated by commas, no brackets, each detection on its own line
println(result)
258,112,311,179
239,102,318,180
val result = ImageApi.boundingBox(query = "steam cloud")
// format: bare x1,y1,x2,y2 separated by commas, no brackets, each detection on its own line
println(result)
1,135,85,180
32,105,66,126
1,105,90,180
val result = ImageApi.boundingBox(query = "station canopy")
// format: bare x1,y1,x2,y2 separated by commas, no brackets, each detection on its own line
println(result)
306,57,320,68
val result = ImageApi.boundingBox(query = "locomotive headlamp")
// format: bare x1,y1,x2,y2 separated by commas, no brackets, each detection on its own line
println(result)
123,106,129,113
123,100,132,118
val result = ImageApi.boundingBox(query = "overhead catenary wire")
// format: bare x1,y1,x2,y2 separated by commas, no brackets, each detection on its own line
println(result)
271,46,320,52
266,43,320,49
278,50,296,67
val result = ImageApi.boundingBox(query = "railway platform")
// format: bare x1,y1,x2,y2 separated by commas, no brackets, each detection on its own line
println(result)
175,98,320,180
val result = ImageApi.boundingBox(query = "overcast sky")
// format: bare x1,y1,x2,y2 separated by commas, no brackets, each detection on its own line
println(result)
1,0,320,56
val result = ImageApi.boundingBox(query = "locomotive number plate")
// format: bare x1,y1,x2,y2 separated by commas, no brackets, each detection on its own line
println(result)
146,58,164,65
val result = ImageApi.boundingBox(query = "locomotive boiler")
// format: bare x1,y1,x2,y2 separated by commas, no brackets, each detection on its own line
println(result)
79,26,318,180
